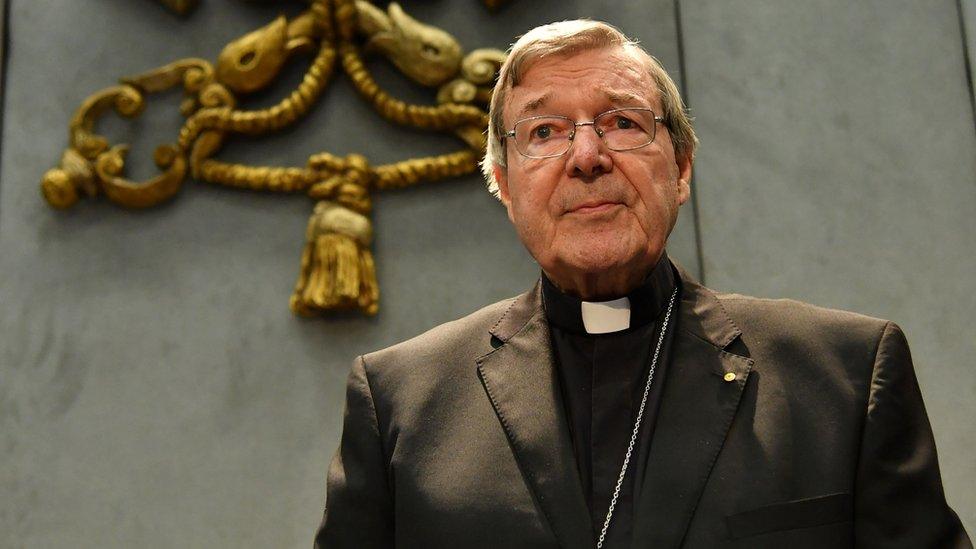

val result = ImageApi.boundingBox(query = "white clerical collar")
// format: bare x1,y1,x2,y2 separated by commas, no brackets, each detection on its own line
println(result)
580,297,632,334
540,251,675,335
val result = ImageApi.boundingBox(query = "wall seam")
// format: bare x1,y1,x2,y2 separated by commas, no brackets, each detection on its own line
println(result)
956,0,976,139
672,0,706,284
0,0,9,232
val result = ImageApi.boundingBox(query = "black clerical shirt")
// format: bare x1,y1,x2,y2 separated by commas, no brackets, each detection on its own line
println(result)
541,252,680,546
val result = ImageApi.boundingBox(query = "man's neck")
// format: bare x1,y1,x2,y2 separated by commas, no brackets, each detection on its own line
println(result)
542,253,663,301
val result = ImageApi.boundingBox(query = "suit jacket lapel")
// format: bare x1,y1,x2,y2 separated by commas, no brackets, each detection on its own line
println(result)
477,282,593,549
631,265,755,548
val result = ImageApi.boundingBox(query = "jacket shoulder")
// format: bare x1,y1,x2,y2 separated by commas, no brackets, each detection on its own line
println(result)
355,296,521,422
716,290,891,335
362,294,518,371
711,290,895,367
697,290,907,409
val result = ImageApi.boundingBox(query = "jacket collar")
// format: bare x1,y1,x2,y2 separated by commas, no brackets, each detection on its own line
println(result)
629,261,754,548
479,281,594,548
488,279,542,343
671,261,742,348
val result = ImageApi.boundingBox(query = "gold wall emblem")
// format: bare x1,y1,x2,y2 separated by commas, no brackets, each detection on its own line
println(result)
41,0,506,317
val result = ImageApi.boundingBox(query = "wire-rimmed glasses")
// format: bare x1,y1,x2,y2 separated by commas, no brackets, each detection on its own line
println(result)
502,107,665,159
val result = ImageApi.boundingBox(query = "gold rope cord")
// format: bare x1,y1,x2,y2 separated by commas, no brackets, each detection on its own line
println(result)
177,2,337,150
339,43,488,130
41,0,506,317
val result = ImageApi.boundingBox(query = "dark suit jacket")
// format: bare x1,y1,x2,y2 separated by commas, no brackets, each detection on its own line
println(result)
315,265,971,548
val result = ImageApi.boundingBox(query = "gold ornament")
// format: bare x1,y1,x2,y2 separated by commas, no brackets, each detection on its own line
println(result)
41,0,506,317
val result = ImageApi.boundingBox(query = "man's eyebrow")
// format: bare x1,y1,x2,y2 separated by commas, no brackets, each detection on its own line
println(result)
516,93,553,119
604,90,649,107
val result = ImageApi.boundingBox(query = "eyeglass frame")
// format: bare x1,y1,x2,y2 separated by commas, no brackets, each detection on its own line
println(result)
501,107,667,159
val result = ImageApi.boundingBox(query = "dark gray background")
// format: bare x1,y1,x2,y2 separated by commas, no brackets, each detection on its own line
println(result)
1,1,973,546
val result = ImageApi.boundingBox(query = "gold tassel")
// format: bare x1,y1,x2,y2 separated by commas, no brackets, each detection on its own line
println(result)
290,200,379,316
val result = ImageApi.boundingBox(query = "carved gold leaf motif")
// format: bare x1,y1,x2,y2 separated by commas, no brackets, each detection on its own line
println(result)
42,0,508,317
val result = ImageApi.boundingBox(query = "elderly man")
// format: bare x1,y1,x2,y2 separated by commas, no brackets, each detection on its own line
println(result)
315,20,971,548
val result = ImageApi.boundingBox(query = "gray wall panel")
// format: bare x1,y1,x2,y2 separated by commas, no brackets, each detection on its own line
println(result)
683,0,976,531
0,1,688,546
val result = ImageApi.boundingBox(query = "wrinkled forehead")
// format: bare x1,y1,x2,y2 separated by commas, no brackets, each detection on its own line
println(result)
503,45,661,121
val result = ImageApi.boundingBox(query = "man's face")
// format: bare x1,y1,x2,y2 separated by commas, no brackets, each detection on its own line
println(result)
494,47,692,298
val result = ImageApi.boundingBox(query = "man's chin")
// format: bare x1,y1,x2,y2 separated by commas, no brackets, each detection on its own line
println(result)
544,241,661,280
559,239,644,271
549,250,644,280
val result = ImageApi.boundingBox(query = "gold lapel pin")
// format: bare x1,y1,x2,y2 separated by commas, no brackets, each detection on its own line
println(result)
723,372,737,382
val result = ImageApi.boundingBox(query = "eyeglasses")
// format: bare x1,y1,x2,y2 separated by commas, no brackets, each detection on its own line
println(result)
502,107,665,159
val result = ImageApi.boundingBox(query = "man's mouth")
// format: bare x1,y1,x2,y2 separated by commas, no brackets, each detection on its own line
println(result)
566,201,621,215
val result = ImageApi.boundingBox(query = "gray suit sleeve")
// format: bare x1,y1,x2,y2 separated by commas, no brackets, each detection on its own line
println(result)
314,355,394,548
854,322,971,548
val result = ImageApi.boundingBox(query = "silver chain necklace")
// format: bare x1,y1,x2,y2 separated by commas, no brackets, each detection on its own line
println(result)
595,288,677,549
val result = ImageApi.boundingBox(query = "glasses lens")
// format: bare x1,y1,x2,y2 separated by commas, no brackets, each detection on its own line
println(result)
513,117,574,158
594,109,657,151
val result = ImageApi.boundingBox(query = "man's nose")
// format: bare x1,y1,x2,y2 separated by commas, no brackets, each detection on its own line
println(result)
566,125,613,178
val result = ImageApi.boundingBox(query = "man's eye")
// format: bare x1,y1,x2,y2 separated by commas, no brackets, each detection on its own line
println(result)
615,116,635,130
533,125,552,139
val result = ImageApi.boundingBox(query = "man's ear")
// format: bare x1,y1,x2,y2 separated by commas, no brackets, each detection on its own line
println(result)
493,164,515,222
675,153,693,206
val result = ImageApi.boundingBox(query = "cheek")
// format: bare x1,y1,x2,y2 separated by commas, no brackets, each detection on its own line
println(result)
626,161,680,223
511,164,560,219
506,184,546,235
515,192,553,234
